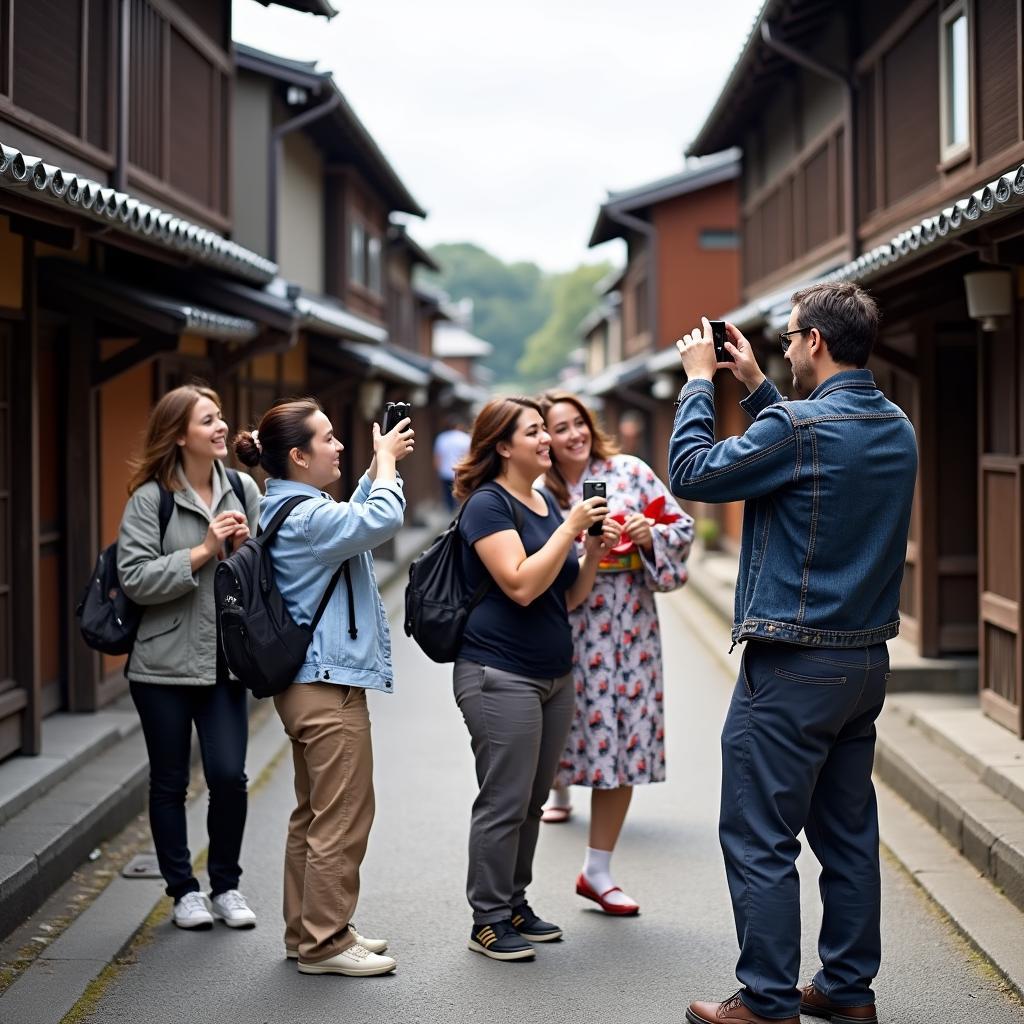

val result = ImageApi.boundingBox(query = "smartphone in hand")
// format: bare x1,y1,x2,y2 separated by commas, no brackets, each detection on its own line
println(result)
383,401,411,433
709,320,733,363
582,479,607,536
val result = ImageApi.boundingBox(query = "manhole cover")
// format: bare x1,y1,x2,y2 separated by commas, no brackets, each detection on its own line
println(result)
122,853,162,879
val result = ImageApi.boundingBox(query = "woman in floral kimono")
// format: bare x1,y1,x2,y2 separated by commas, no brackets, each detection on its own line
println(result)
538,391,693,915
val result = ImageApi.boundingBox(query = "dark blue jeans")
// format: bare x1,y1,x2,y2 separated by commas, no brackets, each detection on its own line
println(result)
130,681,249,900
720,640,888,1019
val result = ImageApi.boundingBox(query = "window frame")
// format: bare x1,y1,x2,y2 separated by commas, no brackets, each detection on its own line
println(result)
939,0,973,167
348,218,367,287
366,233,382,295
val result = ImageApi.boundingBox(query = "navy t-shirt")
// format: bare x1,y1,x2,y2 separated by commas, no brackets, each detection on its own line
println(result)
458,485,580,679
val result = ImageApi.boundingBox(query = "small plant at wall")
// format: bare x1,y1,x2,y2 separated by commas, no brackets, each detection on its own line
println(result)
695,517,721,553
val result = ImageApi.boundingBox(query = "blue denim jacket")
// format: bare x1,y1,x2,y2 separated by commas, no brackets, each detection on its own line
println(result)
668,369,918,648
261,473,405,693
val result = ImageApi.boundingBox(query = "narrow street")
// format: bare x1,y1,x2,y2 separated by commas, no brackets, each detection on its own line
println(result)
75,588,1023,1023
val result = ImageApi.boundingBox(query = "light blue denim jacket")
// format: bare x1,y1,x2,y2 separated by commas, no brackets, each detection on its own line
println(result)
668,370,918,648
260,473,405,693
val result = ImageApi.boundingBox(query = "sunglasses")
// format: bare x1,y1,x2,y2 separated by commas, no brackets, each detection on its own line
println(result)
778,326,814,353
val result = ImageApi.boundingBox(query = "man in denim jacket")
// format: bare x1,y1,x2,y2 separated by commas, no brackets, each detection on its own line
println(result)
670,283,917,1024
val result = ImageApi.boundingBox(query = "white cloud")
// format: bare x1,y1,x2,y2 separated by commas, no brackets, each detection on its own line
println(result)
233,0,762,272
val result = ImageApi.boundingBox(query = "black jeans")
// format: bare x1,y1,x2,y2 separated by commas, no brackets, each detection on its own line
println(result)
130,680,249,900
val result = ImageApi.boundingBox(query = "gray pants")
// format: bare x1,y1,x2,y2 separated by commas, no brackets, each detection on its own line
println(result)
453,659,575,924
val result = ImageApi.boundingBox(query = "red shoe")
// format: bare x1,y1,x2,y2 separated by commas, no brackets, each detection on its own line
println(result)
541,804,572,824
575,872,640,915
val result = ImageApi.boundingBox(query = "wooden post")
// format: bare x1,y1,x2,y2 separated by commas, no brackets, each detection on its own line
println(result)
12,239,40,754
65,317,100,711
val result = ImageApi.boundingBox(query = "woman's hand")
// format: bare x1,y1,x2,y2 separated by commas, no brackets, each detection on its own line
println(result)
623,513,655,552
563,496,608,538
203,511,247,558
373,418,415,464
583,514,622,556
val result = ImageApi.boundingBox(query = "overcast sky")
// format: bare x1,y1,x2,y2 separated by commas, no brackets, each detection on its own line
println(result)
233,0,763,273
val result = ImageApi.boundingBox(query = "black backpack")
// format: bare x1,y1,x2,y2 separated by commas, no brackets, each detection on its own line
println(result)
76,471,245,656
404,483,524,664
214,495,356,699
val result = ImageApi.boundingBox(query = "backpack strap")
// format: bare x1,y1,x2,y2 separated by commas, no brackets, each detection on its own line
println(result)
225,468,246,513
156,486,175,550
258,494,348,637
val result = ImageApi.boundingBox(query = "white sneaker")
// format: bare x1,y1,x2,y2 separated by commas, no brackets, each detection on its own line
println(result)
286,924,388,958
296,942,397,976
209,889,257,929
173,891,213,930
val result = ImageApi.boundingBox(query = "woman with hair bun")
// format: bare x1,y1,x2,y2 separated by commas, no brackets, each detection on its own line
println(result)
117,383,260,931
234,398,413,978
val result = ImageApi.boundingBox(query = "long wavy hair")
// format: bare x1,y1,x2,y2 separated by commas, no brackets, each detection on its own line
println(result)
537,390,619,508
127,383,223,494
452,396,543,501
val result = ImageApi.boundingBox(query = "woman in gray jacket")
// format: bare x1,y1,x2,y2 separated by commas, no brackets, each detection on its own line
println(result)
117,383,260,931
234,397,412,978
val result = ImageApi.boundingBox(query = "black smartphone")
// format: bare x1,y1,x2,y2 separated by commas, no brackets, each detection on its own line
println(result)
709,319,733,363
383,401,411,433
582,479,607,536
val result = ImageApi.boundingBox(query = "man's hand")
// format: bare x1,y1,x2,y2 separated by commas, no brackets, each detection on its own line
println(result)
722,322,767,394
676,317,721,382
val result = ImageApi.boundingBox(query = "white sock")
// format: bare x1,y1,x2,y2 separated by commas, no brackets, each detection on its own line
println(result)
583,847,635,908
548,785,571,809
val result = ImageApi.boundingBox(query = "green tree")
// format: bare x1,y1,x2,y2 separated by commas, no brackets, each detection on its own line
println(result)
422,243,551,384
517,262,611,384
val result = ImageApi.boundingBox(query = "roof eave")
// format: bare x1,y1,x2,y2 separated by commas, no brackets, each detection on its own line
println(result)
260,0,338,18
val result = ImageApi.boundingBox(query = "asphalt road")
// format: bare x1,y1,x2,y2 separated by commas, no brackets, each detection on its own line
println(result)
81,589,1024,1023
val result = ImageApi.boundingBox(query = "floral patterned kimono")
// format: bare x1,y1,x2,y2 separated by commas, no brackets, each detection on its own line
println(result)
554,455,693,789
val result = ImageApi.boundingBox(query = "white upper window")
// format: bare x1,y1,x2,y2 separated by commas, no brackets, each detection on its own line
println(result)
940,3,971,162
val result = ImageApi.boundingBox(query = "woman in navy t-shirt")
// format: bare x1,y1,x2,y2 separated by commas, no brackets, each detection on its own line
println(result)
451,396,620,962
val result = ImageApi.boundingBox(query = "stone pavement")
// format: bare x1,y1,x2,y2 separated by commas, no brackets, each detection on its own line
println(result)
3,584,1022,1023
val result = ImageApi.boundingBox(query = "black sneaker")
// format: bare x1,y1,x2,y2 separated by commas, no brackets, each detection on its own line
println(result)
468,919,535,961
510,901,563,942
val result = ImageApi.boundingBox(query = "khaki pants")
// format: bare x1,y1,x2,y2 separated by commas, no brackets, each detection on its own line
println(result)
273,683,374,964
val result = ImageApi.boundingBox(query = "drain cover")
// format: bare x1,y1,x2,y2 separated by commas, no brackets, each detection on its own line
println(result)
121,853,162,879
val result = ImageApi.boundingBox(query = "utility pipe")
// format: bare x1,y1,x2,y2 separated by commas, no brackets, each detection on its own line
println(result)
267,92,341,261
760,20,859,260
604,205,660,349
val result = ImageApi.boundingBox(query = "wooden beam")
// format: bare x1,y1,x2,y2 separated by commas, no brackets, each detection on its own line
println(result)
92,333,178,386
213,328,295,380
7,215,79,251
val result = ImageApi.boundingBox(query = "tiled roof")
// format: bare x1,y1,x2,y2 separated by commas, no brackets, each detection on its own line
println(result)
825,162,1024,286
0,143,277,285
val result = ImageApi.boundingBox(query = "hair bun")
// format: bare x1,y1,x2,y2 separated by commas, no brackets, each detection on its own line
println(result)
232,431,262,468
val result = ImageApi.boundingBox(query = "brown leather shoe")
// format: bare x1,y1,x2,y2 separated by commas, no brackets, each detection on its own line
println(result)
800,983,878,1023
685,991,798,1024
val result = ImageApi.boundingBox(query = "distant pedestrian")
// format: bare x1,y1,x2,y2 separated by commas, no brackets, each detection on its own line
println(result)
434,417,471,513
669,284,918,1024
233,398,413,977
118,383,260,932
538,391,692,916
451,397,616,961
616,409,645,458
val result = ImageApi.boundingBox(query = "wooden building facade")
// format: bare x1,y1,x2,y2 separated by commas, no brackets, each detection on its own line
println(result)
687,0,1024,732
0,0,459,761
